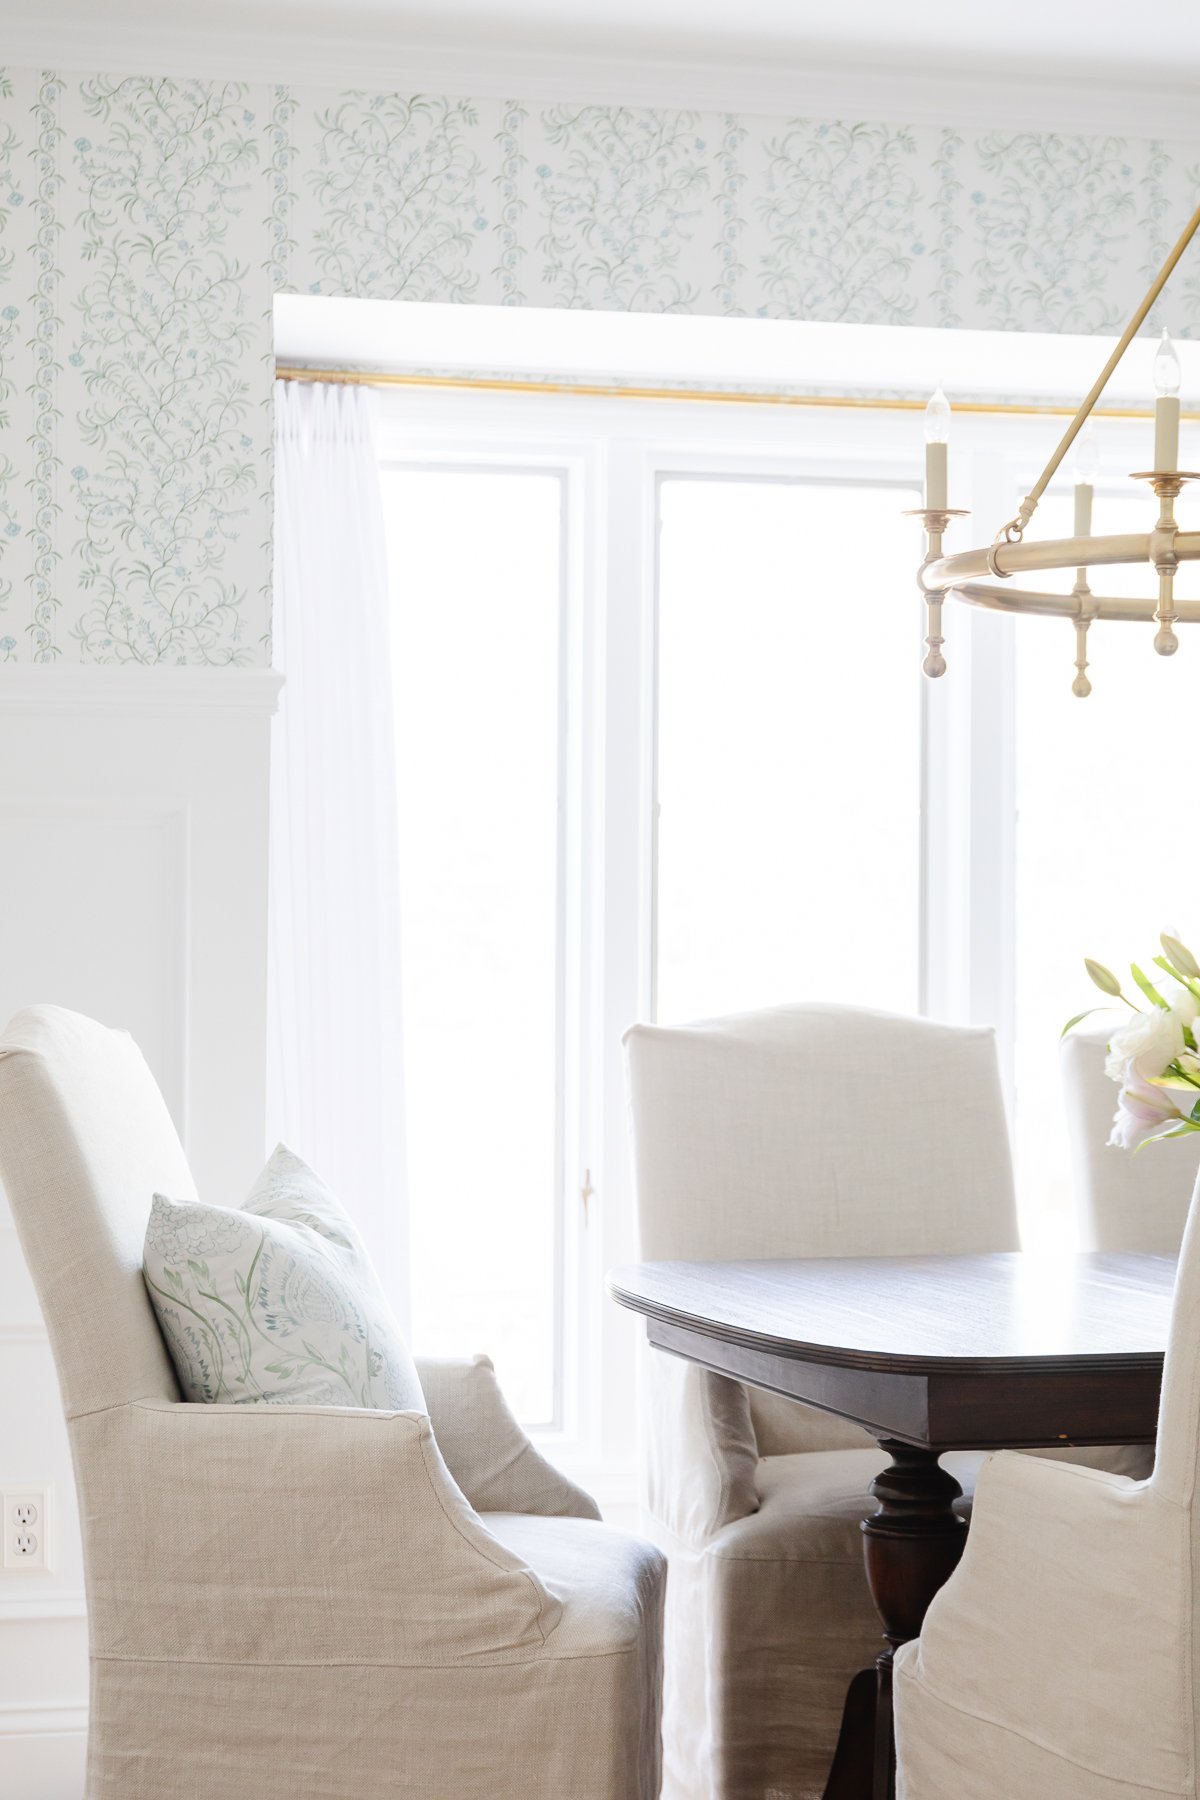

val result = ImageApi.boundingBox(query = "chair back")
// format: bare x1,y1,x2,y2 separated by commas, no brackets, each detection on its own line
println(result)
1061,1023,1197,1255
0,1006,194,1420
1147,1174,1200,1516
624,1003,1018,1264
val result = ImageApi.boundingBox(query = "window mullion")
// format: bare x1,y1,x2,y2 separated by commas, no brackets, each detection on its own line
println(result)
588,434,657,1498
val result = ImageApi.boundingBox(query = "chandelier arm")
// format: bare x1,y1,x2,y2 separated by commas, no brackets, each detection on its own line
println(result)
922,529,1185,590
949,584,1200,624
994,198,1200,545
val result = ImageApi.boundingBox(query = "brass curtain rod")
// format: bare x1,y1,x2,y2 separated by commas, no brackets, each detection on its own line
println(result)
272,364,1198,421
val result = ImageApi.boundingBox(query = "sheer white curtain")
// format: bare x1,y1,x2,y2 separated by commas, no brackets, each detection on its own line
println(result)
268,378,407,1320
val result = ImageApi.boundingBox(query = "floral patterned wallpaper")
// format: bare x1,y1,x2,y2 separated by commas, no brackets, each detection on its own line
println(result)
0,67,1197,663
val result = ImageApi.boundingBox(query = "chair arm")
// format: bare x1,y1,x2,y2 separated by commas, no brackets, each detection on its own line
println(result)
77,1398,563,1668
643,1351,760,1548
900,1451,1188,1788
415,1354,600,1519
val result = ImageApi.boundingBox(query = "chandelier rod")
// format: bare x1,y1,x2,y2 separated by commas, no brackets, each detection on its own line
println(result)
1002,197,1200,545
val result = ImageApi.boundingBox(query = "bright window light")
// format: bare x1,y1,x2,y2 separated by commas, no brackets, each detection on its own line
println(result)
380,466,564,1424
304,292,1200,1458
655,475,924,1023
1014,484,1200,1241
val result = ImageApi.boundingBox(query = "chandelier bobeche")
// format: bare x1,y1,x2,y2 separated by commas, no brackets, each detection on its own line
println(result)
915,201,1200,697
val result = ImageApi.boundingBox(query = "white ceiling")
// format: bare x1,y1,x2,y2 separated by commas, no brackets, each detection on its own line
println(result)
4,0,1198,133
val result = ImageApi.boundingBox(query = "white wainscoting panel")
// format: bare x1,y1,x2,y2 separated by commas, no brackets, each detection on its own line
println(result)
0,665,282,1797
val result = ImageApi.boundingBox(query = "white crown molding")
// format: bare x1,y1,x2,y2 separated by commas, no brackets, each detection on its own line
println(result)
0,1591,86,1623
2,28,1198,138
0,1699,88,1734
0,665,283,717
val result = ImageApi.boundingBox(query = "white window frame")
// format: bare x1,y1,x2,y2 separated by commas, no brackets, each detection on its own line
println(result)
374,385,1159,1503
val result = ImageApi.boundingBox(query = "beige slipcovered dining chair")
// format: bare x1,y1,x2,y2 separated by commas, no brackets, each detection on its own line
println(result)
623,1003,1023,1800
0,1006,665,1800
1062,1020,1198,1253
893,1173,1200,1799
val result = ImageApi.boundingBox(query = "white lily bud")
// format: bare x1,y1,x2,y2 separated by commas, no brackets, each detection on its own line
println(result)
1162,933,1200,980
1085,958,1123,997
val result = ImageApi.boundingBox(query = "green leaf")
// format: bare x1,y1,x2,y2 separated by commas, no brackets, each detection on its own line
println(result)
1131,964,1170,1011
1061,1007,1115,1039
1151,956,1200,1003
1135,1121,1200,1150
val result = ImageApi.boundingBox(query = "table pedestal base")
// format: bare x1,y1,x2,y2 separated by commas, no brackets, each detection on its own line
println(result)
823,1440,967,1800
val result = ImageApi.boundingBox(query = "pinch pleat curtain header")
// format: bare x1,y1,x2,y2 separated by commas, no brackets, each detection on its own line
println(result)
276,378,376,451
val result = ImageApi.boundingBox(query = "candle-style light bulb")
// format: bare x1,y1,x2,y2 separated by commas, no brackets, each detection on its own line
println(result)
1153,328,1182,473
1073,423,1097,540
1073,423,1100,488
1154,328,1182,398
924,386,950,508
924,386,951,444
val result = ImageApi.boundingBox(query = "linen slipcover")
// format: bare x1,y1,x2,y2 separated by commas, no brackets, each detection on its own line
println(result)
1061,1021,1198,1254
416,1353,602,1519
624,1002,1150,1800
0,1005,665,1799
623,1005,1018,1800
894,1169,1200,1796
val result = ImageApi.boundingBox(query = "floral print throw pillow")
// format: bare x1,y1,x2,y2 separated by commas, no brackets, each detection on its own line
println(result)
143,1145,424,1412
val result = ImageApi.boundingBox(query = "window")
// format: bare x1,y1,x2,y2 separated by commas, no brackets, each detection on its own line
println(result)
319,302,1198,1493
380,466,567,1425
656,474,923,1023
373,385,943,1483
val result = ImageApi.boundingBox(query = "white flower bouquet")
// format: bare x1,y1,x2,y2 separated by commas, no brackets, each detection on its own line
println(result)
1067,934,1200,1150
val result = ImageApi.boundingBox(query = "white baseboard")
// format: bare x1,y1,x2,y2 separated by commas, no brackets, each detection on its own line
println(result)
0,1704,87,1800
0,1702,88,1737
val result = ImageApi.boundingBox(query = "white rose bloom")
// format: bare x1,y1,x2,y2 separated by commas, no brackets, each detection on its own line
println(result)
1104,1008,1185,1084
1171,985,1200,1029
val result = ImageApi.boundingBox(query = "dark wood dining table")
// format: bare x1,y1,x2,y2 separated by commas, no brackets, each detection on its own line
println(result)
609,1250,1175,1800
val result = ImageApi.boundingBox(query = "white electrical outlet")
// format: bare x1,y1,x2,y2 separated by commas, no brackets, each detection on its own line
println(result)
2,1487,52,1573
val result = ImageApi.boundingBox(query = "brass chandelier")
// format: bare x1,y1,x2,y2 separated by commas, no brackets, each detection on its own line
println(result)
915,200,1200,697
